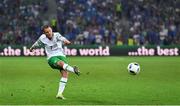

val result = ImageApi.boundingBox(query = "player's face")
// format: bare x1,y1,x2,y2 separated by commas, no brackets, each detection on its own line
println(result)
44,27,53,39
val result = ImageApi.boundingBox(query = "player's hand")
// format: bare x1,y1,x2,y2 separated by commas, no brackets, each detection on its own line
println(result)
64,40,71,45
30,48,33,52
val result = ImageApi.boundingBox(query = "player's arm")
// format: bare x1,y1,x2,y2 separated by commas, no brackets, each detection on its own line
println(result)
57,33,71,45
30,39,43,52
63,39,71,45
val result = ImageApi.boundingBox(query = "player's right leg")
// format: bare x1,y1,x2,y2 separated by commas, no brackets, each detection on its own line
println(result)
56,70,68,99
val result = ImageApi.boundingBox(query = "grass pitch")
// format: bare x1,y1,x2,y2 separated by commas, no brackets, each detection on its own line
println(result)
0,56,180,105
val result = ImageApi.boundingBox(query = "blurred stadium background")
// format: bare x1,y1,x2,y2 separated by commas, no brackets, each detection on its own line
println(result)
1,0,180,105
1,0,180,46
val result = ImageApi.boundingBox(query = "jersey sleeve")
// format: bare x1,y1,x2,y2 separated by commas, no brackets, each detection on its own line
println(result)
56,33,67,42
30,38,43,49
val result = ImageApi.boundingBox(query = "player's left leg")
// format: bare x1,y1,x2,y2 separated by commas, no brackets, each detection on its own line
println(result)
57,61,80,76
56,70,68,99
48,56,80,76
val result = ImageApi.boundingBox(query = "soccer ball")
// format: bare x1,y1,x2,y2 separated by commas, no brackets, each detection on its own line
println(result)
127,62,140,75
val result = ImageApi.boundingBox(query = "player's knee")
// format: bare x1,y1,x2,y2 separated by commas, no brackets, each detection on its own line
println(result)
57,61,64,68
61,71,68,78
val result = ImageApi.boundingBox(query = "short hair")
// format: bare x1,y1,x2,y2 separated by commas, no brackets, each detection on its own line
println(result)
41,25,51,33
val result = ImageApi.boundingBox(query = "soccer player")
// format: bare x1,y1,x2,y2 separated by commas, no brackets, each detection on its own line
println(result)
30,25,80,99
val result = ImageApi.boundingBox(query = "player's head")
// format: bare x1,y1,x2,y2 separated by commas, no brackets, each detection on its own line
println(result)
42,25,53,39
